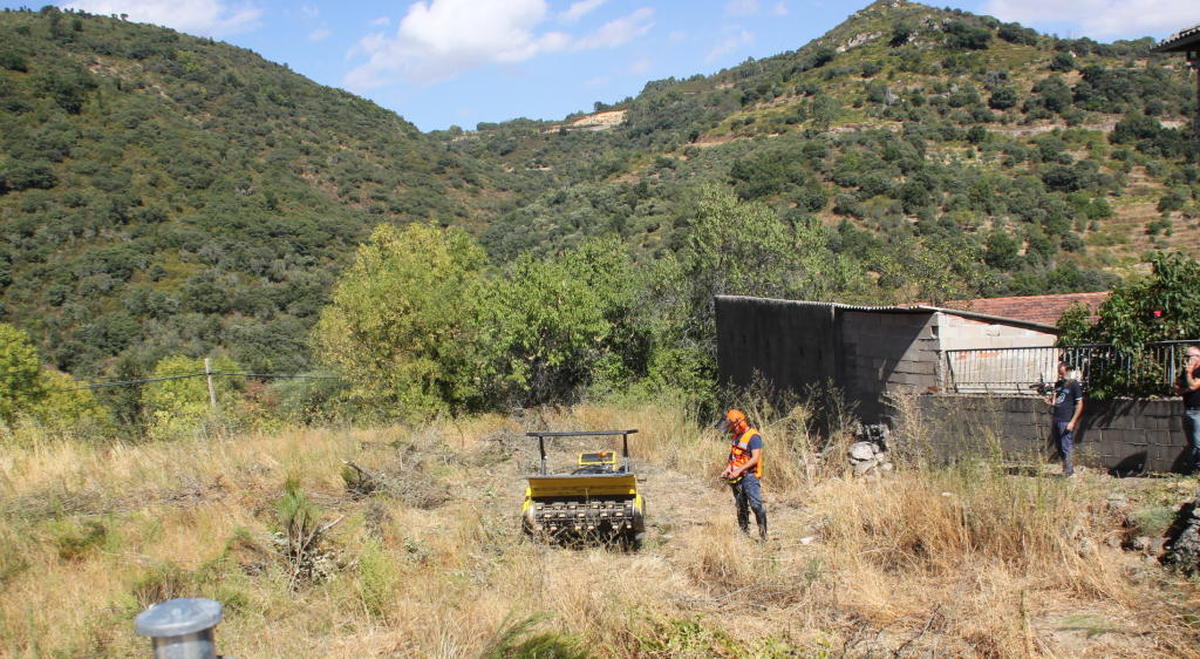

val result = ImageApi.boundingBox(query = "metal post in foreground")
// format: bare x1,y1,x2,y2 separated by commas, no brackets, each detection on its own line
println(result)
134,597,223,659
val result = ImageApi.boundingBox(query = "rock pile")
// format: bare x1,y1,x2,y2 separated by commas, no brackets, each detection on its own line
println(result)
1163,493,1200,573
848,423,893,477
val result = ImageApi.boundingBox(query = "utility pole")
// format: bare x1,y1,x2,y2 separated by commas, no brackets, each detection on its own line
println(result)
204,358,217,410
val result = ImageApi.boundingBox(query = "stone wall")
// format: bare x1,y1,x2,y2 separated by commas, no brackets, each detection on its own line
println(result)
915,395,1195,474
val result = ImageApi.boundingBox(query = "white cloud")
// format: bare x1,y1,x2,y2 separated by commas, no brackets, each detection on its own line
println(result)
574,8,654,50
300,3,318,19
561,0,607,24
725,0,759,16
983,0,1196,38
345,0,561,88
62,0,261,36
308,27,330,41
345,0,653,91
370,16,390,26
706,28,754,61
772,2,788,16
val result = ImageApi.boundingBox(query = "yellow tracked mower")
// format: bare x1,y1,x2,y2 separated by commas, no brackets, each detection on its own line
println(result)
521,430,645,549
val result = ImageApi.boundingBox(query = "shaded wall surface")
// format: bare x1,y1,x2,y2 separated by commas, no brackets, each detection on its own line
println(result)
918,395,1195,474
716,296,938,419
840,311,938,422
716,297,838,393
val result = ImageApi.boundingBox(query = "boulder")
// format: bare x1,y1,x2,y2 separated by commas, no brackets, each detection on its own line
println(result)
1106,493,1130,511
853,458,879,475
849,442,876,461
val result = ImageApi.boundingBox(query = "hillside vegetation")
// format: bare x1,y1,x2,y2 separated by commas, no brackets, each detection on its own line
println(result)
0,1,1198,430
2,401,1198,656
0,6,495,378
454,1,1196,291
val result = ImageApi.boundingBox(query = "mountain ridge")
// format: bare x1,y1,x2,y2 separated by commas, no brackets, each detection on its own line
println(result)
0,2,1197,382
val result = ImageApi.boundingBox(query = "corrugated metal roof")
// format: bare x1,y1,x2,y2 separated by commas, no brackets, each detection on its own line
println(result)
1154,23,1200,52
716,295,1059,331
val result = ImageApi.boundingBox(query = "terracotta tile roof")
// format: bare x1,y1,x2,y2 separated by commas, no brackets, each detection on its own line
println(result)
939,291,1109,327
1155,23,1200,52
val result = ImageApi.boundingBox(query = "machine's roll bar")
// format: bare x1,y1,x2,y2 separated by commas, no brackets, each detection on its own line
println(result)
527,429,638,475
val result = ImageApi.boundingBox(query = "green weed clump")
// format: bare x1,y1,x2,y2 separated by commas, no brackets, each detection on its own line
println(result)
130,561,195,609
1128,505,1176,538
483,615,589,659
355,539,400,619
51,519,114,562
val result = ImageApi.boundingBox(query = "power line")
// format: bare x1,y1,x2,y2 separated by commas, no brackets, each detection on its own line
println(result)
74,372,210,389
212,371,342,380
68,371,343,391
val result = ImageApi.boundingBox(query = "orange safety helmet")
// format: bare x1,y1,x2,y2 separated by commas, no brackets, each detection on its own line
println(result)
720,408,748,433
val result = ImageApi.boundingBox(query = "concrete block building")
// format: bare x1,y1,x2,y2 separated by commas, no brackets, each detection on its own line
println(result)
714,295,1058,423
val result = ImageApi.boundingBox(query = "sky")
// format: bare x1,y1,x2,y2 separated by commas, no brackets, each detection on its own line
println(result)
6,0,1197,132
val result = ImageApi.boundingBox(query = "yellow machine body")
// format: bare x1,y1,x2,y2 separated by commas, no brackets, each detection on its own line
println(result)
521,431,645,548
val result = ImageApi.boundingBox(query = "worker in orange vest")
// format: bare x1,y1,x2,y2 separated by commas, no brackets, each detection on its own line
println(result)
719,408,767,541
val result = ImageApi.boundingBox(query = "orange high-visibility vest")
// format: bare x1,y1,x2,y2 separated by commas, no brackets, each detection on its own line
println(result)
728,427,763,478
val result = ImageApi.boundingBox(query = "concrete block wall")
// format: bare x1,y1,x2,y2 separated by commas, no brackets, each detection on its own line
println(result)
915,395,1195,474
841,311,938,421
936,313,1057,351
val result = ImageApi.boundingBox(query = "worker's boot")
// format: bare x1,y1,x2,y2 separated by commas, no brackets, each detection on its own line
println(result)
736,506,750,535
757,516,768,542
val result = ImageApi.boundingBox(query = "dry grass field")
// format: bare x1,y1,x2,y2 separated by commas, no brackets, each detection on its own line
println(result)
2,400,1199,657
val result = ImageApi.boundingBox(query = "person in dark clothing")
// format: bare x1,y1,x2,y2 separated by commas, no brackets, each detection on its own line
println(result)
1174,345,1200,472
1045,361,1084,476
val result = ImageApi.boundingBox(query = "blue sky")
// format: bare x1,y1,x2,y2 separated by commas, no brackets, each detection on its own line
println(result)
12,1,1197,131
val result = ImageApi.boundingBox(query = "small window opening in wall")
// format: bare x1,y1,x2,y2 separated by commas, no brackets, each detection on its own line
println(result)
931,324,939,336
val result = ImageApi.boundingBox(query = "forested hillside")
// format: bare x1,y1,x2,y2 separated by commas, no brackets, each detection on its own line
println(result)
1,1,1198,400
0,7,496,378
452,1,1197,296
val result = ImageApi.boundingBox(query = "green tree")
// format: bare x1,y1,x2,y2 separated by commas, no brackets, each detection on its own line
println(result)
984,230,1020,269
0,323,112,437
30,369,113,439
1085,252,1200,351
481,239,646,406
644,186,810,399
0,323,45,423
987,86,1018,110
1067,252,1200,396
683,186,796,309
944,21,992,50
1055,302,1093,346
313,223,487,417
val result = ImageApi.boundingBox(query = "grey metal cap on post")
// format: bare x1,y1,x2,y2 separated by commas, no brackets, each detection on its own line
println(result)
135,598,223,659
